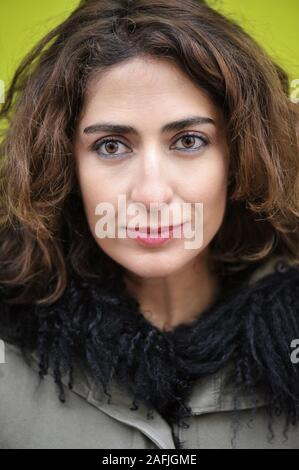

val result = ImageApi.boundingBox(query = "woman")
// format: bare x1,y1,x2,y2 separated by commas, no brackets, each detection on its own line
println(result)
0,0,299,449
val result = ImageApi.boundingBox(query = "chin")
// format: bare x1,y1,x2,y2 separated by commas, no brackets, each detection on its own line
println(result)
98,241,199,277
121,256,190,279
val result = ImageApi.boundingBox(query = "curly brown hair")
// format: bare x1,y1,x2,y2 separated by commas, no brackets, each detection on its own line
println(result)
0,0,299,305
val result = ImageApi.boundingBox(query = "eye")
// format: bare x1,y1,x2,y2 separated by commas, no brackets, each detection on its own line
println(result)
172,133,209,152
91,137,130,159
90,132,209,160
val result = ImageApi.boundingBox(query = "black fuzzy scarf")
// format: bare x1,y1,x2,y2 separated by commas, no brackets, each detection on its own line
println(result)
1,260,299,448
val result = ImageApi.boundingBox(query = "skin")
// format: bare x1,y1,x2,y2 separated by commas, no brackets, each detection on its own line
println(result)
73,55,230,332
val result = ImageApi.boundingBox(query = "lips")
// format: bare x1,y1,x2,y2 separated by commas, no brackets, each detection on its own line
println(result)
127,224,182,235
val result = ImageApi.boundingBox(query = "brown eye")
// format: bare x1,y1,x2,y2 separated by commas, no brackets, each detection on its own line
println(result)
105,141,119,153
92,138,130,159
182,135,196,148
173,133,209,152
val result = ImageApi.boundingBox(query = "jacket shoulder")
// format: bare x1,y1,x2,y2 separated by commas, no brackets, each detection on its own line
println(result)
0,340,149,449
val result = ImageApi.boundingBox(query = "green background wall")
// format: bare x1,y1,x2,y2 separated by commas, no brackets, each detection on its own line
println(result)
0,0,298,93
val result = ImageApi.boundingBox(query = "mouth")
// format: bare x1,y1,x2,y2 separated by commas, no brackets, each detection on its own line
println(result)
124,222,187,247
126,223,184,235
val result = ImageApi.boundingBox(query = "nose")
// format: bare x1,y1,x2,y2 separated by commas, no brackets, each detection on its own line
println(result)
130,149,174,210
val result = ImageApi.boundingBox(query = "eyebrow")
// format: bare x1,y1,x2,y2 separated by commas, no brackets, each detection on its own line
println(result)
83,115,216,135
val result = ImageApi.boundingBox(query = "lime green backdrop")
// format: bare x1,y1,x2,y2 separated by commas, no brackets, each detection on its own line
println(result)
0,0,298,92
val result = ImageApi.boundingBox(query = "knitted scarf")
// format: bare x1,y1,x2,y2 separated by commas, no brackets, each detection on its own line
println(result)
1,258,299,448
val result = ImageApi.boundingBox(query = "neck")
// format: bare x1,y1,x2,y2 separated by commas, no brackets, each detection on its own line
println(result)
123,249,221,332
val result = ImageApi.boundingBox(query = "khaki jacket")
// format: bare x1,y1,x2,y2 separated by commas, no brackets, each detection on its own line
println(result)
1,255,299,449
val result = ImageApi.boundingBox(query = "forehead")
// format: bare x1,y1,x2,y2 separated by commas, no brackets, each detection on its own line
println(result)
79,56,222,126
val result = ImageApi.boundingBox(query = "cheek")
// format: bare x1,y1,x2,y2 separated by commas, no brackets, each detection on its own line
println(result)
200,168,228,204
183,152,228,202
76,165,115,231
185,156,228,236
201,163,228,236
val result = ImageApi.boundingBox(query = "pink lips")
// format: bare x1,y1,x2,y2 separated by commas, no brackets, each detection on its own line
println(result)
126,223,184,247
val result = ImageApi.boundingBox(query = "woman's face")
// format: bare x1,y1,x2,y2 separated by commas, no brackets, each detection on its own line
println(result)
73,56,229,278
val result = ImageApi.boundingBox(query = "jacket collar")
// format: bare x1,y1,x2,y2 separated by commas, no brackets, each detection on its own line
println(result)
29,347,177,448
28,340,270,450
